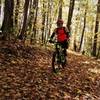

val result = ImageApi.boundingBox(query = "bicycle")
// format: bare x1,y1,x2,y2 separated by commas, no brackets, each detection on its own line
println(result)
51,41,67,73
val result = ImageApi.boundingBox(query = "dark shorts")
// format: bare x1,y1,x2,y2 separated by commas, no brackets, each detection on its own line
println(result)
55,40,68,56
58,40,69,49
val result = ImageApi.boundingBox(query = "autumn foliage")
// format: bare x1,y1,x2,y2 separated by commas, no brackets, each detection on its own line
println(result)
0,40,100,99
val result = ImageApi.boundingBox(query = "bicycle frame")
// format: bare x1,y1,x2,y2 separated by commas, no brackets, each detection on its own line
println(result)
52,42,66,72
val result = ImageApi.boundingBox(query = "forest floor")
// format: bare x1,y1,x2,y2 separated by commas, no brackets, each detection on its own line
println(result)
0,40,100,100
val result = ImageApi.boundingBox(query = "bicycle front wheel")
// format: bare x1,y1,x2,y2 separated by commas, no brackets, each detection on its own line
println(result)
52,52,60,73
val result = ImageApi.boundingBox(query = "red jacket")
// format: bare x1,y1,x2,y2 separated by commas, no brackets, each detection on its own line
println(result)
50,27,70,42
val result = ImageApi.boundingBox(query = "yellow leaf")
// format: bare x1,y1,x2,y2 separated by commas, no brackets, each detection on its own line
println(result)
11,60,16,64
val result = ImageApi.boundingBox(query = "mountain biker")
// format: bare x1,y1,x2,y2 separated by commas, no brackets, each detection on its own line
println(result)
49,19,70,57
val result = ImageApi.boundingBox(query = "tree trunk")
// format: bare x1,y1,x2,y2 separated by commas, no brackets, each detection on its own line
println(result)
19,0,30,40
73,21,78,51
33,0,39,39
1,0,14,40
28,0,35,37
27,0,39,43
42,13,46,44
92,0,100,56
41,0,46,44
72,12,80,51
96,44,100,59
67,0,75,31
79,9,87,51
44,0,51,44
0,0,1,15
58,0,62,19
14,0,20,34
48,0,52,36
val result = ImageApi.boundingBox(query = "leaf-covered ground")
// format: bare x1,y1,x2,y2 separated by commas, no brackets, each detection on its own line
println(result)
0,40,100,100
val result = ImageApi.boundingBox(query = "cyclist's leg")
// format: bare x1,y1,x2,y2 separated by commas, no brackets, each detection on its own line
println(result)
56,44,60,63
61,41,68,67
61,41,67,56
63,48,67,56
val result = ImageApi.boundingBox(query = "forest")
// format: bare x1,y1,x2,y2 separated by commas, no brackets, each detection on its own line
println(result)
0,0,100,99
0,0,100,58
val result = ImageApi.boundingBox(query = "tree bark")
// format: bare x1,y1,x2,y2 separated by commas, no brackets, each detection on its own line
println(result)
92,0,100,56
96,44,100,59
44,0,51,44
73,21,78,51
41,0,46,43
48,0,52,36
67,0,75,31
19,0,30,40
79,9,87,51
58,0,62,19
27,0,39,43
28,0,35,36
14,0,20,34
33,0,39,39
1,0,14,40
0,0,1,15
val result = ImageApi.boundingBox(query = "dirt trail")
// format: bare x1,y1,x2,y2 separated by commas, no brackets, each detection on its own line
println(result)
0,41,100,99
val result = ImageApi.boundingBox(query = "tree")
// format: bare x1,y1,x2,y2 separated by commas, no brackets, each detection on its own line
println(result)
33,0,39,39
27,0,39,43
48,0,52,36
0,0,1,15
27,0,35,37
44,0,50,44
58,0,63,19
67,0,75,31
1,0,14,40
79,8,87,51
92,0,100,56
14,0,20,34
41,0,46,43
97,44,100,58
19,0,30,40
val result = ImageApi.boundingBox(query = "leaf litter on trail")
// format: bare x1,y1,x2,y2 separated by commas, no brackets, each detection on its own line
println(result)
0,40,100,99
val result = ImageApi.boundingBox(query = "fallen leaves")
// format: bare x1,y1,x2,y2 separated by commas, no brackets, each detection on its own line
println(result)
0,40,100,99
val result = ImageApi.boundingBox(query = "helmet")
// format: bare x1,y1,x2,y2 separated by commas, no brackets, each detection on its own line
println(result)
57,19,63,24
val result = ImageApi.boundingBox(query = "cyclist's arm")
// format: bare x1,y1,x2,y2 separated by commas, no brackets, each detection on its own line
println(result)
50,32,55,39
65,27,70,39
49,29,56,42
